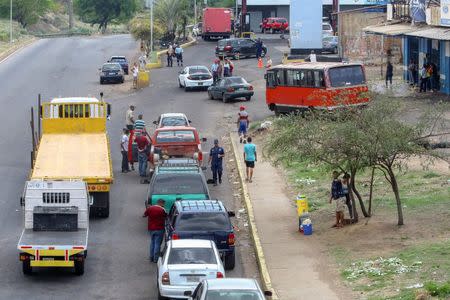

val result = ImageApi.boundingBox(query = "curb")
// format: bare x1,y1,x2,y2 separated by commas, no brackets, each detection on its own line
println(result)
229,133,279,300
0,37,37,65
146,38,198,70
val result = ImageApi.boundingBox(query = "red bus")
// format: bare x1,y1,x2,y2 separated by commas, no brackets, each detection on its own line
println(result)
265,62,369,114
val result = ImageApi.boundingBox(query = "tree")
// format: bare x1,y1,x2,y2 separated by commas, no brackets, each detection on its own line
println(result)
0,0,53,27
129,16,164,54
154,0,188,41
266,97,448,226
74,0,138,32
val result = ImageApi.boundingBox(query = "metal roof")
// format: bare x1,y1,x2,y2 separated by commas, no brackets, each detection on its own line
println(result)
364,23,418,36
404,27,450,40
272,62,361,70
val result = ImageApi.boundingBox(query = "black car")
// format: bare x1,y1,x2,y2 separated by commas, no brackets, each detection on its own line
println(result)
99,63,124,84
215,38,267,59
108,56,129,74
165,200,236,270
208,76,254,103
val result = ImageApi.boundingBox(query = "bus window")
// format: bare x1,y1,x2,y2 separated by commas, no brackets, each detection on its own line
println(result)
266,71,277,87
286,69,315,87
328,65,365,88
314,71,325,88
276,69,286,85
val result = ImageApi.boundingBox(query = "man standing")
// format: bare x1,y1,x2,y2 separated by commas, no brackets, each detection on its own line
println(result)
255,38,263,59
166,44,174,67
121,128,130,173
237,106,250,144
135,131,150,183
385,61,393,87
126,105,135,130
211,60,220,83
143,199,167,262
243,136,257,183
134,114,146,131
175,44,184,67
132,63,139,89
329,171,345,228
208,139,225,186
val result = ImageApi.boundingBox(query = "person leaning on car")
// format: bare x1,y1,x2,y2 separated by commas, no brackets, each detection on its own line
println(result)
143,199,167,263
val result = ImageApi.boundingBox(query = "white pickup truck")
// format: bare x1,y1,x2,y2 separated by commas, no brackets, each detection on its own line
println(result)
18,180,89,275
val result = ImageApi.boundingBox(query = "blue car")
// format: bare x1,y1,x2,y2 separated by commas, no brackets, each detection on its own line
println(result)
165,200,236,270
100,63,124,84
108,56,129,74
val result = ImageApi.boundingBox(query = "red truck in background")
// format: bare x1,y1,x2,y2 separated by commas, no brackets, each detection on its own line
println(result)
202,8,232,40
260,17,289,33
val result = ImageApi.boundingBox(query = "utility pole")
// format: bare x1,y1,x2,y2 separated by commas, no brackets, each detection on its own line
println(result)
150,0,154,53
68,0,74,30
194,0,197,24
10,0,13,43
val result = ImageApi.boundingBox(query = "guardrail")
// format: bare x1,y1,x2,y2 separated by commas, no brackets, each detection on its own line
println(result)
33,32,92,38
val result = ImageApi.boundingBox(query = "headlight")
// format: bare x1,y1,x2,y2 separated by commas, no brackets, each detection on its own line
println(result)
100,72,106,76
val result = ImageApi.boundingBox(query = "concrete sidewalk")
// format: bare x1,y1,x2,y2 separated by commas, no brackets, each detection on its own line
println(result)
231,135,341,300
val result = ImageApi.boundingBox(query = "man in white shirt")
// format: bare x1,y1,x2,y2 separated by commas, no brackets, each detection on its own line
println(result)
126,104,135,130
310,50,317,63
121,128,130,173
132,63,139,88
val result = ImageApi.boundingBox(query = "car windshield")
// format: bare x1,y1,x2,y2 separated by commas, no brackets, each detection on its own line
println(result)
111,57,126,62
168,248,216,265
206,290,263,299
218,40,228,47
227,77,247,85
323,24,332,30
328,65,365,88
153,174,206,194
176,213,230,231
102,64,121,71
189,67,209,74
323,36,337,43
156,130,195,143
161,117,188,126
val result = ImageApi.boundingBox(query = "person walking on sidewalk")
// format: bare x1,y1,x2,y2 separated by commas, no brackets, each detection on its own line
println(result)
208,139,225,186
237,106,250,144
135,131,150,183
329,171,345,228
143,199,167,263
243,137,257,183
125,105,135,130
175,44,184,67
385,61,393,87
121,128,130,173
166,44,174,67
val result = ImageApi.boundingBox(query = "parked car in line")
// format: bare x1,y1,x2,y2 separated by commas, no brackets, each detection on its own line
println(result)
165,200,236,270
215,38,267,59
146,160,210,211
322,35,339,54
178,66,213,91
185,278,273,299
207,76,254,103
260,17,289,33
99,63,124,84
157,239,225,300
154,113,191,128
323,22,334,37
108,56,129,74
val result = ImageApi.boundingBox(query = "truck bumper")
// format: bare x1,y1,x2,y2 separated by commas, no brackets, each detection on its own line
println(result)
31,260,74,267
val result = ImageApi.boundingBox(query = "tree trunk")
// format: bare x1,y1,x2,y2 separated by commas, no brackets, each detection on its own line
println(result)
368,167,375,217
349,170,359,222
68,0,74,30
388,167,404,225
351,171,370,217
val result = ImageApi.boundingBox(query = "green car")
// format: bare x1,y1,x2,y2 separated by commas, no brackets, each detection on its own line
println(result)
145,161,211,211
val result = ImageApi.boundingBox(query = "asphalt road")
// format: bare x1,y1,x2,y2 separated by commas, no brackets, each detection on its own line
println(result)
0,34,283,299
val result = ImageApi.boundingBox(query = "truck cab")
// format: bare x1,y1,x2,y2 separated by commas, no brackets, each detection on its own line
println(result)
18,180,89,275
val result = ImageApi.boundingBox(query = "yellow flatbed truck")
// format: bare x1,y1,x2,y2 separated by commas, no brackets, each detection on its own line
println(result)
30,97,113,217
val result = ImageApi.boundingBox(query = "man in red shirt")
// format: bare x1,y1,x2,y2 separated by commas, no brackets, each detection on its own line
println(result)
143,199,167,262
135,131,150,182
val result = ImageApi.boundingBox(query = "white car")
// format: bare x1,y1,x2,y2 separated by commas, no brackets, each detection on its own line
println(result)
154,113,191,128
157,239,225,300
185,278,273,299
322,22,334,37
178,66,213,91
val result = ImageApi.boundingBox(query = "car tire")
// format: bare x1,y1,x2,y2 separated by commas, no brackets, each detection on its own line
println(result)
22,260,32,275
74,259,85,275
208,91,214,100
121,78,124,83
224,251,236,270
222,93,228,103
233,52,240,60
245,96,251,101
185,86,190,92
178,79,183,88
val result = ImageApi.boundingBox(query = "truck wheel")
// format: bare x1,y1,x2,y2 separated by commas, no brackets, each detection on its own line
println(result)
74,259,85,275
224,251,235,270
22,260,32,275
101,193,110,218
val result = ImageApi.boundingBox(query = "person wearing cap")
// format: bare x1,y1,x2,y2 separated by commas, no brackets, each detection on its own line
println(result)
237,106,250,143
126,105,135,130
208,139,225,186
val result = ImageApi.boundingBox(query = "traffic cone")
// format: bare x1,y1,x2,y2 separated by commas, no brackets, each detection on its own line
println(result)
257,57,263,69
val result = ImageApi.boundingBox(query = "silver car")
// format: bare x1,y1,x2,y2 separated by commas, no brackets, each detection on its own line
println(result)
157,239,225,299
322,36,338,54
185,278,273,299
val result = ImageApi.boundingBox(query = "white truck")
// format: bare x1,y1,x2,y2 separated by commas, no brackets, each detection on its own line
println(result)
18,180,89,275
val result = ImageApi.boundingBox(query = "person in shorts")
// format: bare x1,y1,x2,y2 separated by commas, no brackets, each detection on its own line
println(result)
329,171,345,228
237,106,249,143
243,137,257,183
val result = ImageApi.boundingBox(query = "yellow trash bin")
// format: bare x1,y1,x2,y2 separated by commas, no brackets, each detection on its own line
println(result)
296,194,309,216
138,70,150,88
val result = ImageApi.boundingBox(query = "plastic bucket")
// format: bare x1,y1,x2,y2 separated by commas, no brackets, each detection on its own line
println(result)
303,224,313,235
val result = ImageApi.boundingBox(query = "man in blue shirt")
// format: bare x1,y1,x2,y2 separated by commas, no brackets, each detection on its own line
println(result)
209,139,225,186
243,137,257,183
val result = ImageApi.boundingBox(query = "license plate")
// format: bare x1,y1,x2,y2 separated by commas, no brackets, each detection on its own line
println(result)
186,276,200,282
238,88,246,91
198,82,203,86
42,257,54,261
109,72,116,75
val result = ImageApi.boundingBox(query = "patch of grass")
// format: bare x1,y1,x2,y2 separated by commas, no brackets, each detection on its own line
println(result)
369,289,417,300
424,281,450,298
423,171,441,179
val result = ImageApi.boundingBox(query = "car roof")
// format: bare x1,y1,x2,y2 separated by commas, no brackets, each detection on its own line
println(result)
50,97,100,104
160,113,188,118
155,126,197,132
176,200,225,212
110,56,126,59
206,278,259,290
170,239,213,248
271,62,361,70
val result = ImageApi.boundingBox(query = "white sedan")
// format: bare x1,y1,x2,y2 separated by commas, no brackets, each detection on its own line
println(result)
154,113,191,128
178,66,213,91
157,239,225,300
